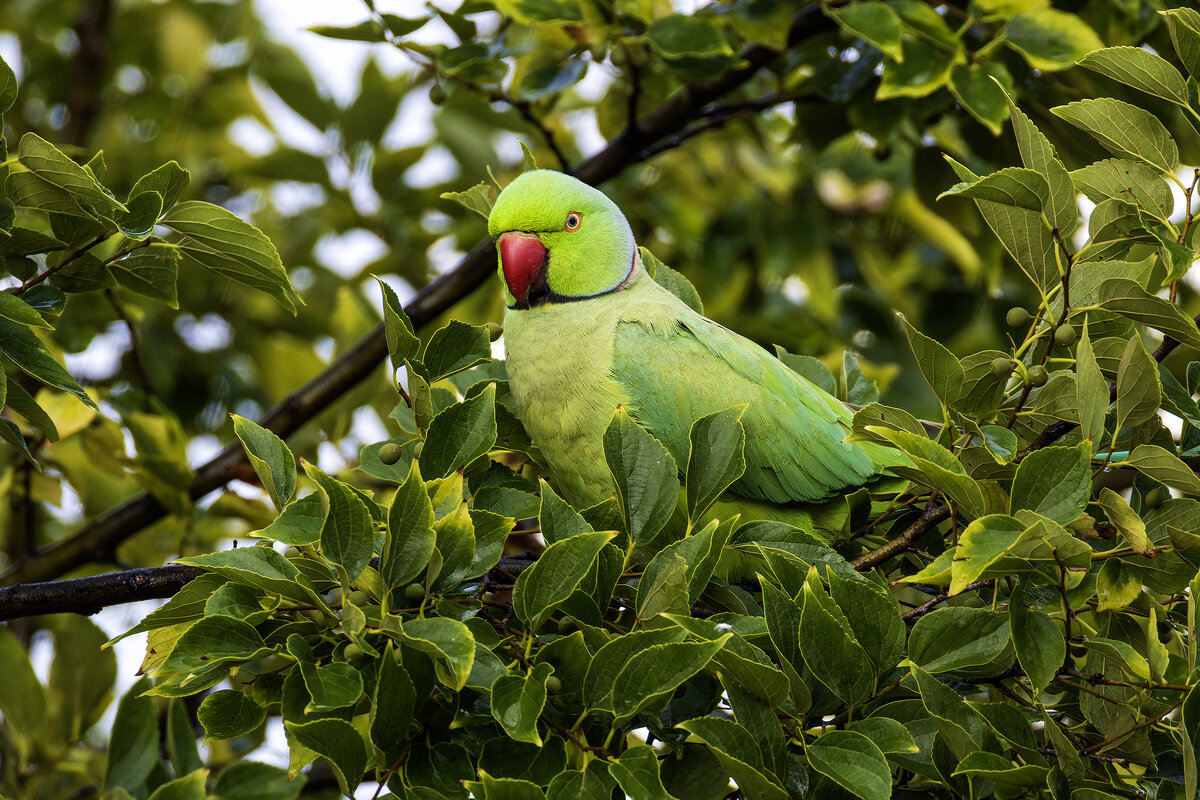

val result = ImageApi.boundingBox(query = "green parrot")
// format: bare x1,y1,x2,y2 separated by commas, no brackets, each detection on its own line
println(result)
488,169,895,536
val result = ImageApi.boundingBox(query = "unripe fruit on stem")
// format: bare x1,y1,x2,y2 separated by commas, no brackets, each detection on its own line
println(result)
990,357,1012,378
429,84,446,105
545,676,563,693
344,643,364,666
404,583,426,604
486,322,503,342
1027,365,1048,386
378,443,404,465
1006,307,1031,327
557,617,576,634
1054,324,1076,346
1144,487,1165,508
413,441,424,459
284,546,300,560
348,590,369,606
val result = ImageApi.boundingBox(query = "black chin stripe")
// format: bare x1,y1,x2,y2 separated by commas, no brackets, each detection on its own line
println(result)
508,251,638,309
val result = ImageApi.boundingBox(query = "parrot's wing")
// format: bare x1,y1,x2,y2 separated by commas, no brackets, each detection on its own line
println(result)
612,305,879,504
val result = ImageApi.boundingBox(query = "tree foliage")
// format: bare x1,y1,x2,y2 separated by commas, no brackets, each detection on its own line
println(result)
4,0,1200,799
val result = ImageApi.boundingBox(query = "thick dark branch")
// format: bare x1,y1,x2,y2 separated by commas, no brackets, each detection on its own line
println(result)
1,7,831,589
0,565,203,620
0,556,536,621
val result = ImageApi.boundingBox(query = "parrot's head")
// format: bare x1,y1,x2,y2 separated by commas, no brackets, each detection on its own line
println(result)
487,169,636,308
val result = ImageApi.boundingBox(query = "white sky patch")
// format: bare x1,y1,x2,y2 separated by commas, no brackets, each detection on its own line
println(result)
781,275,809,305
272,181,327,216
186,433,224,468
0,34,22,81
248,78,329,155
228,116,278,156
315,228,389,278
384,90,436,149
176,313,234,352
367,273,417,308
1073,194,1096,251
64,322,129,382
404,144,459,188
428,235,466,275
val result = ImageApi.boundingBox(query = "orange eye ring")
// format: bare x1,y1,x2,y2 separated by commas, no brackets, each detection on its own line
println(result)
564,211,583,232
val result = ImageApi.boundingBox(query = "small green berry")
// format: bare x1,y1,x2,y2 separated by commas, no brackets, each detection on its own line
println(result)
378,443,404,465
348,590,369,606
412,441,424,459
557,617,577,634
545,676,563,693
1144,487,1165,509
429,84,447,105
486,322,504,342
344,643,365,666
990,357,1012,379
1006,307,1031,328
1054,324,1076,346
1027,365,1048,387
404,583,426,604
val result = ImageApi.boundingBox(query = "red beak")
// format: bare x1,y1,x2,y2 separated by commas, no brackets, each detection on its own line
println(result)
499,233,547,306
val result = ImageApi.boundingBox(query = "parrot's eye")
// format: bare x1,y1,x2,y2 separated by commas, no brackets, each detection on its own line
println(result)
564,211,583,232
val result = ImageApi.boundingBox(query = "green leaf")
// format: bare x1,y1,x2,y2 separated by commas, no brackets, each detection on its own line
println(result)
160,616,276,675
826,0,904,62
800,572,876,705
1009,583,1064,694
909,664,987,759
1097,487,1150,553
674,717,789,800
374,275,418,368
440,182,494,222
939,166,1048,212
607,745,674,800
1052,98,1178,174
513,531,615,633
212,761,302,800
490,661,552,745
1114,335,1162,432
1117,444,1200,495
18,132,127,215
1096,558,1141,612
828,570,905,676
285,718,366,797
949,62,1012,135
0,626,47,746
604,406,680,543
538,478,593,544
306,19,386,41
231,414,295,511
255,493,323,546
878,35,960,100
686,406,746,522
1071,159,1173,219
116,190,163,238
130,161,190,210
392,616,475,690
161,200,298,313
1010,442,1091,525
148,770,206,800
866,426,986,519
1004,9,1103,71
845,718,920,755
1163,7,1200,81
584,627,685,711
647,15,734,60
305,463,374,581
908,607,1011,673
371,643,416,763
548,763,618,800
1079,637,1150,681
610,635,730,723
0,318,95,408
111,246,180,307
952,752,1049,785
105,679,159,791
1100,278,1200,350
0,53,15,114
380,459,436,589
0,293,49,329
178,546,324,606
420,382,497,479
1076,322,1108,453
198,690,266,740
422,319,491,381
807,730,892,800
898,314,965,407
643,249,703,315
1078,46,1190,107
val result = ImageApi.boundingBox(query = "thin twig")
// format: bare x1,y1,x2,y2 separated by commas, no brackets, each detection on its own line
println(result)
852,494,949,571
540,713,612,758
901,579,993,620
106,289,154,396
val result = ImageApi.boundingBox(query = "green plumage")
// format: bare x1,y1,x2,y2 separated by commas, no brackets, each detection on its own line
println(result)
490,170,895,534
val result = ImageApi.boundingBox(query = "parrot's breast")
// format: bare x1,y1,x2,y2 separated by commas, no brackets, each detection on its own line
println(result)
502,290,634,509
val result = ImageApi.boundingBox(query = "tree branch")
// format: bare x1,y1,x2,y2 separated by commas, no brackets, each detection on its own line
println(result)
851,494,950,571
0,556,537,622
0,5,832,589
